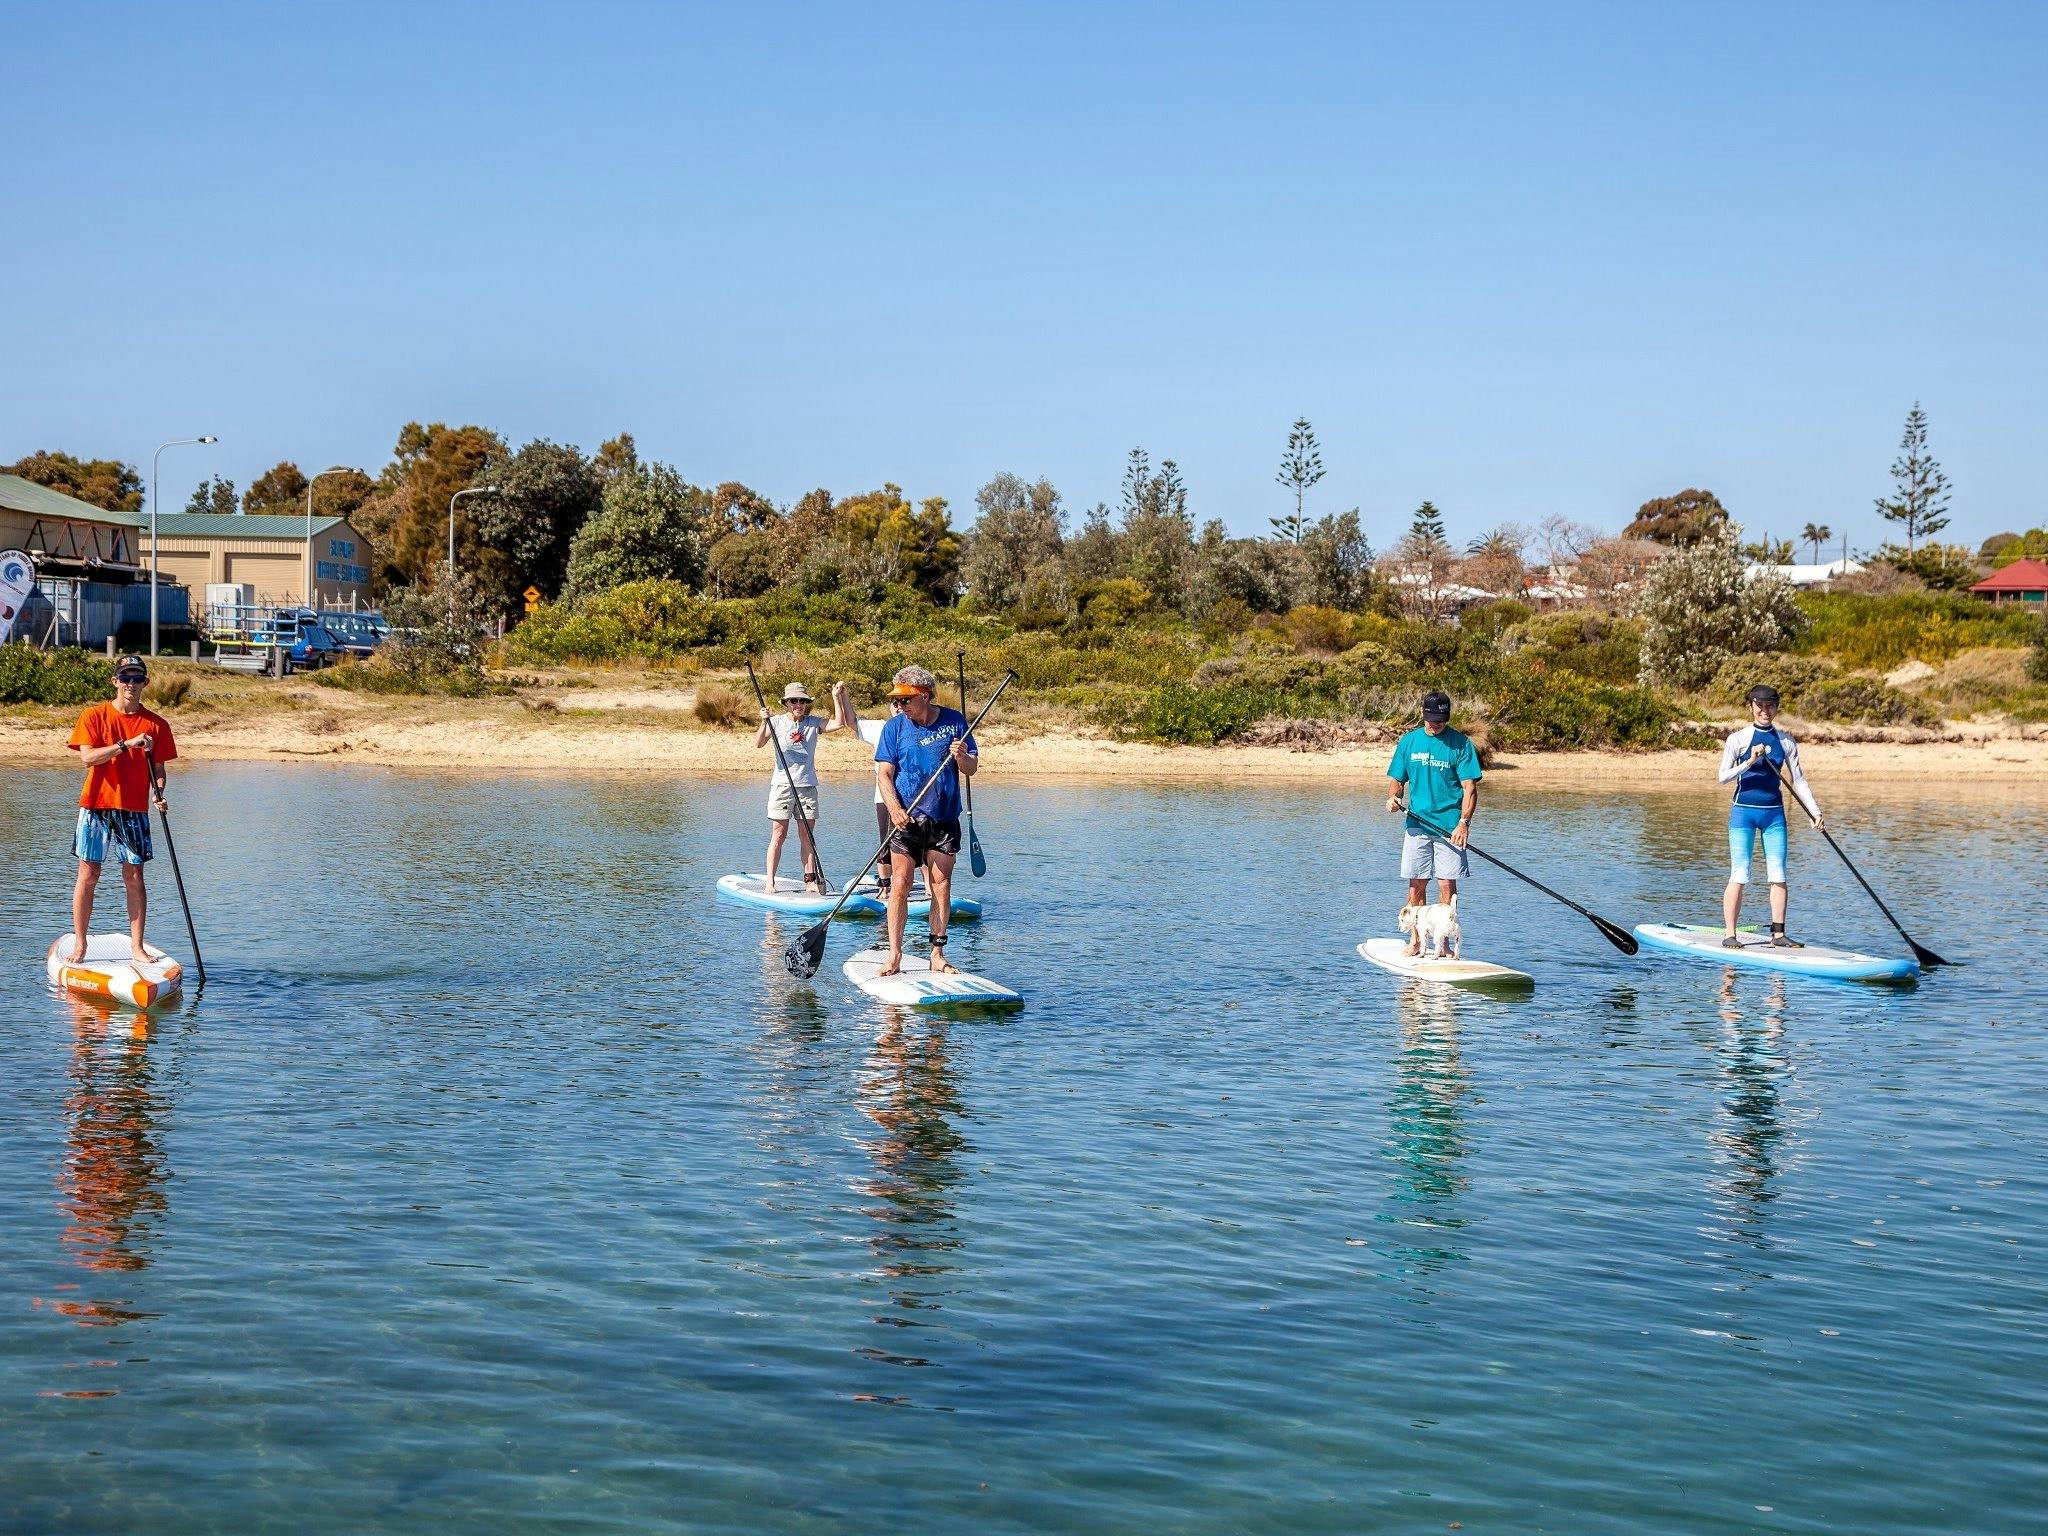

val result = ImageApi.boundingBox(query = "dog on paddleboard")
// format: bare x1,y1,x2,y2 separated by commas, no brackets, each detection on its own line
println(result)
1398,894,1461,959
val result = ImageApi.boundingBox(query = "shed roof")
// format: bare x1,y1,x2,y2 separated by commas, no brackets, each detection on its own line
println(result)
145,512,354,539
0,473,144,525
1971,557,2048,593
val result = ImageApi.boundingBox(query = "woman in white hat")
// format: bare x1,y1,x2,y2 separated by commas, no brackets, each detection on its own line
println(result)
753,680,848,893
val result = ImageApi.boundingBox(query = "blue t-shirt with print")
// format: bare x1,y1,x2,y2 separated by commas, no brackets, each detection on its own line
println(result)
1387,725,1482,836
876,705,977,823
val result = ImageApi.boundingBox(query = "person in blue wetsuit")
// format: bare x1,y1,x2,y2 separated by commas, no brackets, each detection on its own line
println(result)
1719,684,1823,949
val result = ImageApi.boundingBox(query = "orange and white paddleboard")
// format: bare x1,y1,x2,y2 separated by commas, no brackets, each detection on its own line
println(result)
46,934,184,1010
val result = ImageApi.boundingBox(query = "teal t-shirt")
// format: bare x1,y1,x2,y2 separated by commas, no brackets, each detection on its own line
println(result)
1387,726,1482,836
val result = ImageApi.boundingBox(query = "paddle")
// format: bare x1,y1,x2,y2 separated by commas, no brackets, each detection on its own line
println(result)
1400,799,1639,956
785,670,1016,980
1768,757,1948,968
958,651,987,878
146,744,205,986
744,660,828,893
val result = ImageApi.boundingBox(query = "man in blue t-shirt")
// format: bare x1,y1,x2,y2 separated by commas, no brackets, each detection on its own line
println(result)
874,663,979,976
1384,690,1483,952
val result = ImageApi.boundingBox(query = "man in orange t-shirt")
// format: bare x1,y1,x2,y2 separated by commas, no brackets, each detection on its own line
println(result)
65,656,178,965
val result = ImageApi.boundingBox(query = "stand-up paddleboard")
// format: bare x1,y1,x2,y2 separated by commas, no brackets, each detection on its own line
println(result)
1358,938,1534,991
0,549,34,644
1634,923,1917,983
842,879,983,922
842,947,1022,1010
716,873,844,915
47,935,184,1009
718,872,984,921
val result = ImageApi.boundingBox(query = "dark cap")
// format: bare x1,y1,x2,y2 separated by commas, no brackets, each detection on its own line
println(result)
1746,684,1781,707
1420,690,1452,722
113,655,148,681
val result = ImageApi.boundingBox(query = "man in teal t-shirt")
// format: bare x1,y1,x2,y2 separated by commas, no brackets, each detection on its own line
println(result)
1384,690,1483,942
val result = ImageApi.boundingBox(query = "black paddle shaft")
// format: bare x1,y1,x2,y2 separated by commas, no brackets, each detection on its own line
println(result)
145,746,205,986
958,651,986,878
1401,801,1639,956
744,660,828,889
1768,758,1948,967
786,670,1016,978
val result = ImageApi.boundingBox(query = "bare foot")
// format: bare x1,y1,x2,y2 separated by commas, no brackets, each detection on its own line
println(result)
65,938,88,963
929,945,958,975
877,953,903,977
133,943,163,965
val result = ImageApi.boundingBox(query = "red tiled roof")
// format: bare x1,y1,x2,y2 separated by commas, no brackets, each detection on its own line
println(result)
1972,557,2048,592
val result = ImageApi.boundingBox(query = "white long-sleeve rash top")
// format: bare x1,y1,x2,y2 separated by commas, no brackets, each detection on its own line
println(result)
1718,724,1821,820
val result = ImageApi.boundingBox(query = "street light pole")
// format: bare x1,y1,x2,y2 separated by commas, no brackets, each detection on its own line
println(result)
304,466,353,607
446,486,501,580
150,435,218,655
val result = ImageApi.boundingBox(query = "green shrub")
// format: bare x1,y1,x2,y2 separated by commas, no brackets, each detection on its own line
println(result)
1502,611,1645,685
312,658,503,698
1704,654,1839,707
2032,619,2048,684
0,645,115,706
1479,664,1680,750
1128,682,1280,744
1795,591,2037,669
1798,676,1941,727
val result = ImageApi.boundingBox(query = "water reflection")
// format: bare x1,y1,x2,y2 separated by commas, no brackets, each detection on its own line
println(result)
47,996,170,1337
1378,982,1473,1277
851,1016,968,1405
1707,972,1791,1260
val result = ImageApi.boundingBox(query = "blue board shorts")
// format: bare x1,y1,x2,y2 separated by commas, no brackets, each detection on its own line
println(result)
75,808,153,865
1401,829,1470,881
1728,802,1787,884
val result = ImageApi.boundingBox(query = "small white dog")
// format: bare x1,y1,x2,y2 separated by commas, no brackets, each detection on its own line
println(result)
1399,894,1461,959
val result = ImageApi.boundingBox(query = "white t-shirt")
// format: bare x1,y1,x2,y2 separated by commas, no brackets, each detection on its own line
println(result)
857,719,886,803
767,712,824,789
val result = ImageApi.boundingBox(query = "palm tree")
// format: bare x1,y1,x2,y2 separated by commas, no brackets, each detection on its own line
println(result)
1801,522,1832,563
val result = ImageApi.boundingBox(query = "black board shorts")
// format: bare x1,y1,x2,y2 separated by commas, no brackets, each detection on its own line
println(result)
887,816,961,862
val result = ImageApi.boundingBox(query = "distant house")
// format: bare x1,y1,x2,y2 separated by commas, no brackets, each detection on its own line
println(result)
140,512,375,609
1747,557,1864,590
0,473,178,646
1970,557,2048,607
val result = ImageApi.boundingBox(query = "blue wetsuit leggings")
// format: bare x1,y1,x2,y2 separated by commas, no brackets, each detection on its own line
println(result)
1728,802,1788,884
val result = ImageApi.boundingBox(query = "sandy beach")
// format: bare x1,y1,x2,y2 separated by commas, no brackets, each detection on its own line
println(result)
4,672,2045,787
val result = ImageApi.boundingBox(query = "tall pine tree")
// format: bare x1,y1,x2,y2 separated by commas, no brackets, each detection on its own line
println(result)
1270,418,1325,543
1409,500,1448,549
1875,402,1951,553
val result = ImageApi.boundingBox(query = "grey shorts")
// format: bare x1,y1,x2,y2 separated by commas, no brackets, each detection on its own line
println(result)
1401,830,1469,881
767,782,820,822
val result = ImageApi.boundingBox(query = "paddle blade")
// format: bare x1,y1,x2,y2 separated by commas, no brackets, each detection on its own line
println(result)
1908,939,1949,969
967,823,986,878
785,922,827,979
1592,914,1640,955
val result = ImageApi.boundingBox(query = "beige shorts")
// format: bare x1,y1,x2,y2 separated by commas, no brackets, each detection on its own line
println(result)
768,782,820,822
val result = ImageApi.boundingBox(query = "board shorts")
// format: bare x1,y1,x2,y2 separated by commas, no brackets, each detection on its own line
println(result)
888,816,961,862
1401,829,1469,881
75,808,152,865
767,781,820,822
1729,802,1788,884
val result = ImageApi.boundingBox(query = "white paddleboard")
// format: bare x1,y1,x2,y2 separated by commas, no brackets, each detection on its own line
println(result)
842,947,1023,1010
1634,922,1917,983
0,549,32,644
715,872,843,915
47,934,184,1010
1358,938,1534,990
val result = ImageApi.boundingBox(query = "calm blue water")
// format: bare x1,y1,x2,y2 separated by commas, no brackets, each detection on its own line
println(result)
2,762,2043,1534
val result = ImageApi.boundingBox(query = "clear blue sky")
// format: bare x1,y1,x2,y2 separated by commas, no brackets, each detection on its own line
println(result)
6,0,2042,553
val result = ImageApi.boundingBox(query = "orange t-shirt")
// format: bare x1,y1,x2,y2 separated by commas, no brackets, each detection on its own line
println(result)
69,703,177,811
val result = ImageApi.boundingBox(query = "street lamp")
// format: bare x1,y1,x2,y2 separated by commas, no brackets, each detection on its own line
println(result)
150,435,218,655
304,466,354,606
447,485,501,579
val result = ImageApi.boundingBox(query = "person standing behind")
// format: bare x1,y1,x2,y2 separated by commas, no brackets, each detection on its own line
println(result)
753,681,846,894
873,665,977,977
1384,690,1482,954
1719,683,1822,948
65,656,177,965
834,680,903,899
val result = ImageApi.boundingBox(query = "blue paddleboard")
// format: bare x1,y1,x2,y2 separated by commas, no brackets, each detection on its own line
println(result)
1634,922,1917,983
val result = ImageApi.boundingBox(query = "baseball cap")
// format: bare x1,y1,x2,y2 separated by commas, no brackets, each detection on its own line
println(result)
113,655,148,681
1420,690,1452,722
781,682,813,703
1747,684,1781,707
